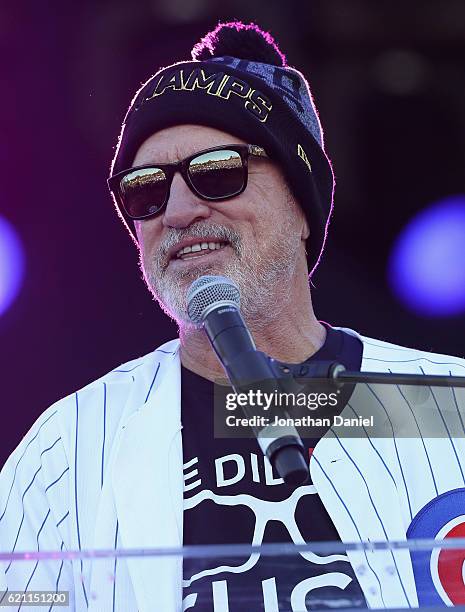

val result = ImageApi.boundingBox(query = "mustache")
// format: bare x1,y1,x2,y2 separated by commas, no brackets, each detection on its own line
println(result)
155,222,242,269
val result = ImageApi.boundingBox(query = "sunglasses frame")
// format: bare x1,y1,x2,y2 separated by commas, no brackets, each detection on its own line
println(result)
108,144,268,221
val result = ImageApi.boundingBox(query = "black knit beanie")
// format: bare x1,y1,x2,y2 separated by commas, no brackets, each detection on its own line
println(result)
110,22,335,275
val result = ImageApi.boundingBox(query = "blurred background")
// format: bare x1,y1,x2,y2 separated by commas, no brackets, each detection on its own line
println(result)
1,0,465,465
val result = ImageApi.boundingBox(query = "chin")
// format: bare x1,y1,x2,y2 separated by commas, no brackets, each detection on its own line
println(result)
172,263,228,284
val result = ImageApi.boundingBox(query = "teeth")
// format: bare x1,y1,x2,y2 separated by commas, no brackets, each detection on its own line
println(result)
176,241,226,258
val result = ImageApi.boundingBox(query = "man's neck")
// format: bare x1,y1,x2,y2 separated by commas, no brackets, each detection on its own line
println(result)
179,291,326,382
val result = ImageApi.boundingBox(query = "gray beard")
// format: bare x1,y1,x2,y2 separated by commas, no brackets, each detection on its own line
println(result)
140,219,301,331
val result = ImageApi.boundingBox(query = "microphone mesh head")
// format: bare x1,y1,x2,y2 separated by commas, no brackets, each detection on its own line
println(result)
187,276,241,324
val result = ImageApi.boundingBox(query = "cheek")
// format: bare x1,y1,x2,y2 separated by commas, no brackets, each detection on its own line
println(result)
249,195,290,236
235,181,276,228
251,198,304,252
135,219,161,255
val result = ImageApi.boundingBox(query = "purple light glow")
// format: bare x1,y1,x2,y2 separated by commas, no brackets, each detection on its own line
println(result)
388,195,465,317
0,216,25,317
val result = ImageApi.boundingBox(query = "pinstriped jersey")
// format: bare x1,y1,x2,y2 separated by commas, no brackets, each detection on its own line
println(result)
0,329,464,611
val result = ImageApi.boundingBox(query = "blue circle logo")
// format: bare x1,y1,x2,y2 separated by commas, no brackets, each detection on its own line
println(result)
407,488,465,606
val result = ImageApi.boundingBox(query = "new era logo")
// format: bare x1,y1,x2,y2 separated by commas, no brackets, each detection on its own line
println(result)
297,144,312,172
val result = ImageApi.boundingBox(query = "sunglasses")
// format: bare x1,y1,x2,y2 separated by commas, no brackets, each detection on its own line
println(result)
108,144,268,221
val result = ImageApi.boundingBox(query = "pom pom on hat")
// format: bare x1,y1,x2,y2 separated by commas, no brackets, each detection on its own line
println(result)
191,21,287,67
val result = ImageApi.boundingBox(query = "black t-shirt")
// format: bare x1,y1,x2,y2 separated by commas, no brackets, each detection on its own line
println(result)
181,323,365,611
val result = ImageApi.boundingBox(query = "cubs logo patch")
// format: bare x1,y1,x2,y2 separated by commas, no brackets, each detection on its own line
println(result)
407,488,465,606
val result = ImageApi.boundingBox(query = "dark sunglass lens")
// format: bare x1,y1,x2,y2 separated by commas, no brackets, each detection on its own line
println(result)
188,150,244,199
119,168,168,218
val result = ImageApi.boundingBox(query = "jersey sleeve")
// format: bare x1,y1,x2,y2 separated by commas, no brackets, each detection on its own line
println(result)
0,406,75,609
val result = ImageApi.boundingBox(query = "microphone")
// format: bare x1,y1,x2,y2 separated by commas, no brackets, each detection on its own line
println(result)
187,275,309,486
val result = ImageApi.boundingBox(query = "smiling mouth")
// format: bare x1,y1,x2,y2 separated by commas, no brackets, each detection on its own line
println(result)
174,241,229,260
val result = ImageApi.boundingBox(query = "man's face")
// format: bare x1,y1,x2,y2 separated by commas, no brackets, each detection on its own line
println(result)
132,124,309,329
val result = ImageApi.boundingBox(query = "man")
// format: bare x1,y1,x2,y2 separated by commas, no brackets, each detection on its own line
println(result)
1,21,464,612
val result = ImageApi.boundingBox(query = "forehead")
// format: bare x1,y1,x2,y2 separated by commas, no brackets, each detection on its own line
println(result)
131,124,247,166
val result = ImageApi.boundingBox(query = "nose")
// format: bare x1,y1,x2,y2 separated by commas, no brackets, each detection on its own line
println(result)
162,172,212,229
